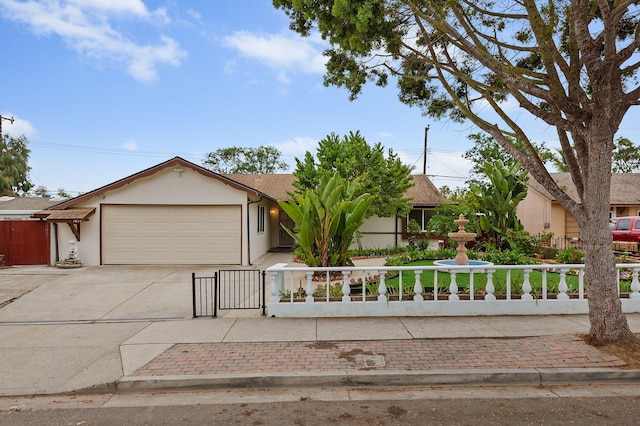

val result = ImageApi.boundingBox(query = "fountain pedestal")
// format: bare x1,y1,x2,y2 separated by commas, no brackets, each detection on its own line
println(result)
449,215,476,265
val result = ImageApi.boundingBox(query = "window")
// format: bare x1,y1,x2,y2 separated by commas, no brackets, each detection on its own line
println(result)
257,205,265,233
618,218,631,231
407,208,435,232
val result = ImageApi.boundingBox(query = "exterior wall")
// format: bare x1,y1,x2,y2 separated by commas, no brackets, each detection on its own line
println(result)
51,167,253,266
613,205,640,217
549,203,567,241
517,188,551,235
357,216,404,249
247,199,275,264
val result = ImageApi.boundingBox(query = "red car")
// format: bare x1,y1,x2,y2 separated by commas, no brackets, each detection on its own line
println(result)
611,216,640,242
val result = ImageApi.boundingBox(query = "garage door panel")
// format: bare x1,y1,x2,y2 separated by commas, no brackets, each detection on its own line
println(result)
102,205,242,265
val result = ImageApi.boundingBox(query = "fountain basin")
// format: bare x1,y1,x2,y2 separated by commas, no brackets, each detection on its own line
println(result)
433,259,493,273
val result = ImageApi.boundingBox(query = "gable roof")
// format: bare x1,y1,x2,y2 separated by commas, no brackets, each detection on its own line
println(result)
225,173,452,206
529,173,640,205
50,156,271,210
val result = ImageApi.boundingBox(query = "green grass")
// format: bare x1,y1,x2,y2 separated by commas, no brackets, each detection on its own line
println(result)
382,259,591,296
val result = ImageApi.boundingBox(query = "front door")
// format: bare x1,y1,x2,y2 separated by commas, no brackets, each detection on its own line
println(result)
278,210,295,247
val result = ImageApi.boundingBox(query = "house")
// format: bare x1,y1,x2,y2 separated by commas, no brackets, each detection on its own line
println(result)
518,173,640,243
33,156,450,266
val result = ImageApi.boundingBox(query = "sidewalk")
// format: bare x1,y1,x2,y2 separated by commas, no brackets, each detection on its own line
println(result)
1,255,640,396
116,315,640,393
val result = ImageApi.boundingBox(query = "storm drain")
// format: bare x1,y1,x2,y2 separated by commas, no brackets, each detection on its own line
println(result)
363,354,386,368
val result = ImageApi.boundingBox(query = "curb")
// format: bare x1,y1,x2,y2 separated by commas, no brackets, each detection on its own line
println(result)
114,368,640,393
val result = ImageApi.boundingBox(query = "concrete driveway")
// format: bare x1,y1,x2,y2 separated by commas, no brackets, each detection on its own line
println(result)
0,253,290,395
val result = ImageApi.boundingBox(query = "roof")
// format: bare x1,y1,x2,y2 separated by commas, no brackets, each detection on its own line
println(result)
224,173,451,206
50,157,269,210
407,175,453,206
0,196,67,211
224,174,297,201
529,173,640,205
32,208,96,222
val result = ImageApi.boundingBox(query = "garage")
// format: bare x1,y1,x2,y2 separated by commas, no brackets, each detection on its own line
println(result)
102,205,242,265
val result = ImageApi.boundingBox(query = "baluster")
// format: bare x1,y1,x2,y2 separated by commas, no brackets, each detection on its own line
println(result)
434,270,438,301
521,269,533,300
631,268,640,299
557,268,569,300
449,270,459,301
341,271,351,302
485,268,496,301
378,273,387,302
413,270,423,302
269,270,282,303
305,272,314,303
506,270,512,300
578,269,585,299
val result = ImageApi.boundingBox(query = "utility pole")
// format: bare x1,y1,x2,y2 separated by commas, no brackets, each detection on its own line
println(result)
0,115,15,140
423,125,430,174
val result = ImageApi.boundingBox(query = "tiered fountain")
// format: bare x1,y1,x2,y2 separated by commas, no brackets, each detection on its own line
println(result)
434,214,491,268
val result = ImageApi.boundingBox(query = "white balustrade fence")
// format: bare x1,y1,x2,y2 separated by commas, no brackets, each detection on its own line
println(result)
266,262,640,317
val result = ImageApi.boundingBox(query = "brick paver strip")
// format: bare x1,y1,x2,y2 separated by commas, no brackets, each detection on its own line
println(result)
133,335,626,376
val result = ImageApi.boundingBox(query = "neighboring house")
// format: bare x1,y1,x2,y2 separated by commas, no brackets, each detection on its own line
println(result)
0,196,67,265
33,156,450,266
518,173,640,243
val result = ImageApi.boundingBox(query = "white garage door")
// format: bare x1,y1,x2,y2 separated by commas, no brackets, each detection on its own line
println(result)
102,205,242,265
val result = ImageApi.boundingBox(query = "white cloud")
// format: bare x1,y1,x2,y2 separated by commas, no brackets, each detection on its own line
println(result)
0,0,185,83
1,113,37,139
224,30,328,76
122,138,138,151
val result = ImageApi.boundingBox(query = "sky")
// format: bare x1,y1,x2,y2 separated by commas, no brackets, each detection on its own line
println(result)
1,1,640,197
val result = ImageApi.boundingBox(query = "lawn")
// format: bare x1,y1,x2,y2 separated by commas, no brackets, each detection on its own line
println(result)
381,259,588,296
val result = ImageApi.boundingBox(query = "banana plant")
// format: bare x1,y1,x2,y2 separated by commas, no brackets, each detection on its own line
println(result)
471,160,528,249
278,172,373,267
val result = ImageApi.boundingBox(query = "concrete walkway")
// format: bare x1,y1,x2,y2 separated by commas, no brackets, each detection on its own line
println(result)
1,253,640,396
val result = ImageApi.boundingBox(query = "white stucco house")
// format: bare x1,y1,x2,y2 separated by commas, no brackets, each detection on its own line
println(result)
33,156,450,266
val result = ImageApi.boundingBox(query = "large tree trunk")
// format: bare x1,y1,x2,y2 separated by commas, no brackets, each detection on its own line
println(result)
582,224,635,345
579,122,635,346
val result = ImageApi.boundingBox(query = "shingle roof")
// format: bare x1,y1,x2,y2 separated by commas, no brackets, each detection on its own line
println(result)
224,173,452,206
223,174,297,201
529,173,640,204
0,197,67,211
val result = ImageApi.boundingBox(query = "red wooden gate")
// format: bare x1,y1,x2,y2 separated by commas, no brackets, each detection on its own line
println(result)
0,221,50,265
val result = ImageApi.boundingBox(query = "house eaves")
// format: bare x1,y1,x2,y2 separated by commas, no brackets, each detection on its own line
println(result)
49,156,275,210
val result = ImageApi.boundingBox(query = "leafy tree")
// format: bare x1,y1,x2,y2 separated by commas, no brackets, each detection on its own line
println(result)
464,133,555,181
0,134,32,196
612,138,640,173
203,145,288,174
278,172,373,267
470,161,529,250
57,188,71,198
294,131,414,218
550,136,640,173
33,185,48,197
273,0,640,345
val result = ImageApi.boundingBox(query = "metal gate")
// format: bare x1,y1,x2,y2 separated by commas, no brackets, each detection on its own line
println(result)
192,270,265,318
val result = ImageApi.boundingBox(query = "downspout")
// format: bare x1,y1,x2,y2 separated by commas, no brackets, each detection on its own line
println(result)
395,208,399,247
53,222,59,264
247,197,263,266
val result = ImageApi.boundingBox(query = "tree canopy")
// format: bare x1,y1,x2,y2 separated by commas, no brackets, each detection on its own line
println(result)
274,0,640,344
293,131,414,218
0,134,33,196
203,145,288,174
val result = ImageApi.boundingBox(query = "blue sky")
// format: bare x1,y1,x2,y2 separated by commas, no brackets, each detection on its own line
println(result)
2,1,640,196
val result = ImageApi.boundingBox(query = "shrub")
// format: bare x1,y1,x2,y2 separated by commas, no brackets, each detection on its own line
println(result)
556,247,584,264
482,249,534,265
